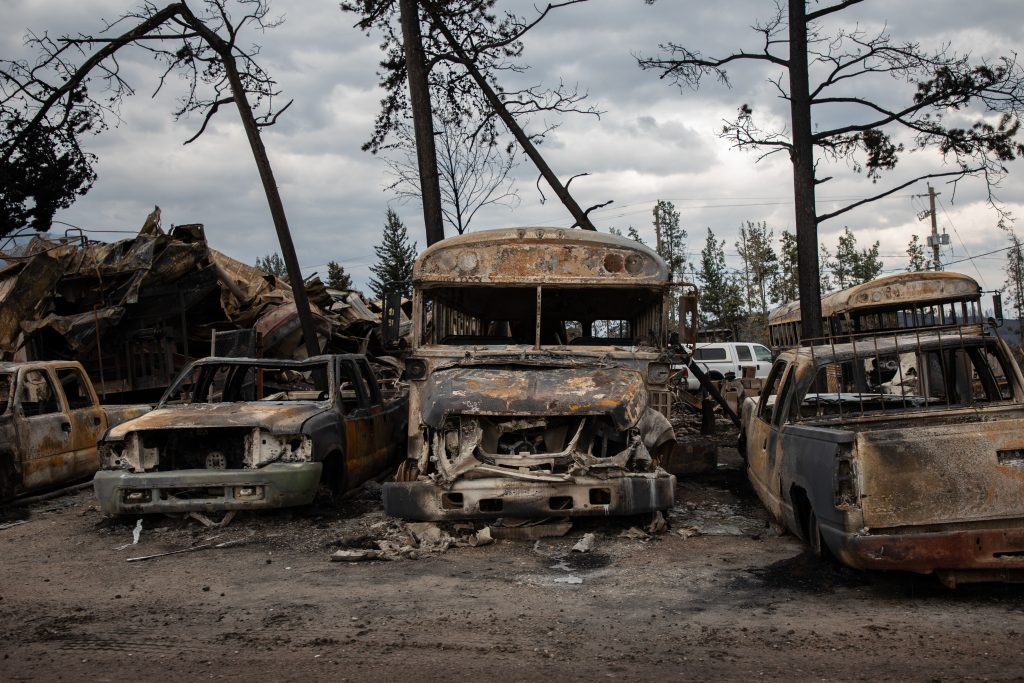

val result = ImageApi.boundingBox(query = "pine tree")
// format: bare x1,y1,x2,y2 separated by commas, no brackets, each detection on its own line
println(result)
907,234,927,272
369,209,418,301
696,228,743,330
255,253,288,281
653,200,687,282
851,239,883,284
735,221,779,317
326,261,353,290
627,226,645,244
772,230,799,304
830,227,883,289
1005,232,1024,318
653,201,688,324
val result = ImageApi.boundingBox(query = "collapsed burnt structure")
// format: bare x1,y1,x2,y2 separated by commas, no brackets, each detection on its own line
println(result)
0,210,381,402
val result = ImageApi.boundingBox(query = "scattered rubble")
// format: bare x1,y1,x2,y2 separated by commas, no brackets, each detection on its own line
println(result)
0,208,392,401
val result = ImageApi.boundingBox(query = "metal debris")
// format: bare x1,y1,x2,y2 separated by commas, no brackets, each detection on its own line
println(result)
571,533,596,553
125,538,243,562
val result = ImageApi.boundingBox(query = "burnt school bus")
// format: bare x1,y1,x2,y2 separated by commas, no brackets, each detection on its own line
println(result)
382,227,696,520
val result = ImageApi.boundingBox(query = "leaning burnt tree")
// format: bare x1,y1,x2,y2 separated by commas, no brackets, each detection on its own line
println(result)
344,0,603,243
0,0,321,356
639,0,1024,341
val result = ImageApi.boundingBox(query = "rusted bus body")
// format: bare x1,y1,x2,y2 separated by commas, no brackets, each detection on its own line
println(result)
768,271,984,352
93,355,408,514
741,328,1024,586
0,361,149,500
383,227,678,520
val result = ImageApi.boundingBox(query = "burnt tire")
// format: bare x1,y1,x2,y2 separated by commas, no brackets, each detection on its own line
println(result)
319,452,348,498
0,450,17,502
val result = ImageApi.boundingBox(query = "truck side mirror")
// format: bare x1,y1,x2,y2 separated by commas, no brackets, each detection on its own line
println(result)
677,283,699,347
381,291,403,349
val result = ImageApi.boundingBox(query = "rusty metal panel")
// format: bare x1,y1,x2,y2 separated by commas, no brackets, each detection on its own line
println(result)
418,366,648,431
857,416,1024,529
414,227,669,286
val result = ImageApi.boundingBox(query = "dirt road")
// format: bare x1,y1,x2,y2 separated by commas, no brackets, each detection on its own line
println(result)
2,451,1023,682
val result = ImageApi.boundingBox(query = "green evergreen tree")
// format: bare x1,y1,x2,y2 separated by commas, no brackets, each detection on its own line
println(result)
326,261,354,290
255,252,288,281
829,227,883,289
1004,232,1024,318
627,226,645,244
735,221,778,317
907,234,927,272
696,228,743,330
369,209,418,300
654,201,688,324
772,229,799,304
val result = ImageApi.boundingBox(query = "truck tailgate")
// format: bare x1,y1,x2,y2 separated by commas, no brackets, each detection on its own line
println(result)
858,416,1024,529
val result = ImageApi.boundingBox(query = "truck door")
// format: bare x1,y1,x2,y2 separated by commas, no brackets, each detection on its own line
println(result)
355,358,404,466
16,368,75,491
337,358,378,488
55,366,106,479
746,361,791,519
735,344,754,378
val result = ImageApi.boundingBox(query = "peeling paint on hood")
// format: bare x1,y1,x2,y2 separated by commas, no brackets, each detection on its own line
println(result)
419,366,647,431
105,402,325,439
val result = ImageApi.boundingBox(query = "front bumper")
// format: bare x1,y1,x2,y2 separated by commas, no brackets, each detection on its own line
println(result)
93,462,323,514
836,525,1024,583
383,473,675,520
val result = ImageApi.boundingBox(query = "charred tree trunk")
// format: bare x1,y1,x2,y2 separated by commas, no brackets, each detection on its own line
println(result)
399,0,445,246
788,0,823,342
185,11,321,357
423,4,597,231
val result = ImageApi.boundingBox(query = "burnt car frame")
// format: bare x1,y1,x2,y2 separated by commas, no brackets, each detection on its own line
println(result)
93,354,407,514
741,327,1024,587
383,227,688,520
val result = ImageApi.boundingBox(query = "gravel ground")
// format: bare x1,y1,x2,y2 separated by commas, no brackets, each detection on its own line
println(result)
2,448,1023,682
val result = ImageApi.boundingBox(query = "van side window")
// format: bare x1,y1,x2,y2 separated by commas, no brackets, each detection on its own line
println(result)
736,345,752,361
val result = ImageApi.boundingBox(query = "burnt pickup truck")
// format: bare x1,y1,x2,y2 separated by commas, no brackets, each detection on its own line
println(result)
741,328,1024,587
93,355,407,514
0,361,149,500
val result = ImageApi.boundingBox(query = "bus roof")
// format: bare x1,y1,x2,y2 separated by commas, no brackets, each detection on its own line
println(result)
413,227,669,286
768,271,982,325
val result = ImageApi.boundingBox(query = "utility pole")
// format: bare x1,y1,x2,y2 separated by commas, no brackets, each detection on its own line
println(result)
916,184,948,271
654,201,662,256
928,184,940,270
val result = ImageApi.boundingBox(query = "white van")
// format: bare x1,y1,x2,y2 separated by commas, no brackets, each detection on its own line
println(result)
682,342,773,390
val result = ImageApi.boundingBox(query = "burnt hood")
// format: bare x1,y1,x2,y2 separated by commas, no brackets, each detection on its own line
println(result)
419,366,647,431
105,402,324,439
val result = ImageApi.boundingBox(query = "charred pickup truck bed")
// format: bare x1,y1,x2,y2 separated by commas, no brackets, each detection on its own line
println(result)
742,329,1024,586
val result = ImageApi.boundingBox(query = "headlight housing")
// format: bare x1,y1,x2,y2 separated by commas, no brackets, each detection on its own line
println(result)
647,362,670,384
406,358,427,380
246,430,312,467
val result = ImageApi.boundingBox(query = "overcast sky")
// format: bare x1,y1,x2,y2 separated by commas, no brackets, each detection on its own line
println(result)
5,0,1024,300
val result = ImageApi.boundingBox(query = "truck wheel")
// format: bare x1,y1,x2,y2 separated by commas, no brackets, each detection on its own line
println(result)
319,452,348,498
0,450,17,501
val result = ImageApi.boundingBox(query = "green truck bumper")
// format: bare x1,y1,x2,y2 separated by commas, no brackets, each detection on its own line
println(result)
93,462,323,514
